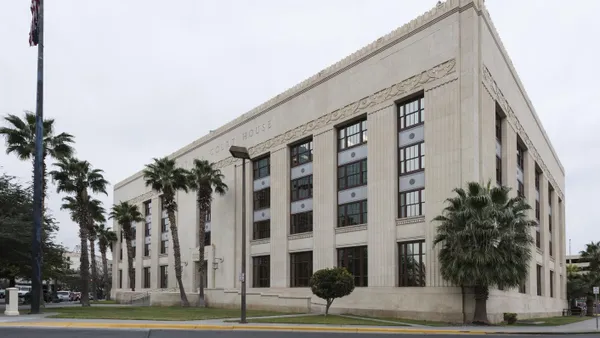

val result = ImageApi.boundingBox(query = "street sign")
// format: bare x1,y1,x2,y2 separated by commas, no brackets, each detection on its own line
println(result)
594,287,599,295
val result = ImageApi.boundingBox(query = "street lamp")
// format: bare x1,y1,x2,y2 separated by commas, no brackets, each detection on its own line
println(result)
228,145,250,324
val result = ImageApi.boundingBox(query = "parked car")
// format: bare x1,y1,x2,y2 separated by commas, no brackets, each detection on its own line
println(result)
0,289,5,299
70,292,81,302
57,291,71,302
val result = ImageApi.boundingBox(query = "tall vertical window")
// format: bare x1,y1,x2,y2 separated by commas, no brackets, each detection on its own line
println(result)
291,176,313,201
398,240,426,287
535,170,541,249
495,114,502,141
496,113,503,186
159,265,168,288
291,140,313,167
338,119,367,150
398,96,424,130
253,156,270,179
290,251,313,287
143,243,150,257
291,211,313,234
337,246,368,287
536,264,542,296
161,198,169,233
519,281,526,294
550,270,554,298
516,143,525,197
160,238,168,255
204,204,211,246
253,188,270,210
130,268,136,289
118,270,122,288
253,220,270,240
399,190,425,218
548,186,553,257
338,160,367,190
252,255,270,288
399,143,425,174
143,267,151,288
338,200,367,227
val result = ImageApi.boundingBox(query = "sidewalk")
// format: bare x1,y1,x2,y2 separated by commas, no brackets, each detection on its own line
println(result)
1,313,600,335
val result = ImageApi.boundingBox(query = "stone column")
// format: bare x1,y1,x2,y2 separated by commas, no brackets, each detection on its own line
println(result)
480,88,496,183
4,288,19,316
539,176,549,296
501,120,517,193
270,146,290,287
367,104,397,287
150,196,160,289
524,152,537,295
551,189,560,298
313,128,336,270
560,198,567,299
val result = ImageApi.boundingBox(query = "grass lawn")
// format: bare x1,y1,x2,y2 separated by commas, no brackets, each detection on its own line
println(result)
243,314,408,326
90,300,117,304
48,306,288,321
350,316,449,327
513,316,592,326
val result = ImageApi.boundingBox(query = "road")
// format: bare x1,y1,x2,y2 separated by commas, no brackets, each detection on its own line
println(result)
1,328,599,338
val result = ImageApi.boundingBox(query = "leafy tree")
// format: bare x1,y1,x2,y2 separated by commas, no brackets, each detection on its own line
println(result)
187,159,227,306
575,242,600,315
433,181,535,324
143,157,190,306
309,267,355,316
109,202,142,292
96,223,117,300
50,157,108,307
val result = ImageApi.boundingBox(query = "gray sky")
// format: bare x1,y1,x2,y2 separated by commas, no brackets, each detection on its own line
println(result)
0,0,598,256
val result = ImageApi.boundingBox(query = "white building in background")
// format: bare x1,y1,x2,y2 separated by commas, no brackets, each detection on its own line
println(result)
112,0,566,323
65,246,112,274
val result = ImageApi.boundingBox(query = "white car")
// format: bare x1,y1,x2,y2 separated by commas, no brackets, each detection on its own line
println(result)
57,291,71,302
0,289,5,299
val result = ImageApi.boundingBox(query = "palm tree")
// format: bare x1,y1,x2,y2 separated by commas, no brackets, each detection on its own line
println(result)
143,157,190,307
187,159,227,306
96,223,117,300
579,242,600,315
50,157,108,307
109,201,143,292
88,202,106,301
433,181,535,324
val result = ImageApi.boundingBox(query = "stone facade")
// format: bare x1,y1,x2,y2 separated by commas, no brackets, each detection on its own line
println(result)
112,0,567,323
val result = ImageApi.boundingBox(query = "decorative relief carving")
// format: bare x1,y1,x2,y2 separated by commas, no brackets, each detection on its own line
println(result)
288,232,313,241
482,65,563,199
335,224,367,234
250,238,270,246
396,216,425,226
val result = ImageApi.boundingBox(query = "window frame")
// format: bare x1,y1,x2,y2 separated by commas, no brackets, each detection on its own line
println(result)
398,240,426,287
253,188,271,210
290,251,313,287
291,175,313,202
143,267,151,289
160,238,168,255
290,140,313,167
536,264,542,296
398,142,425,175
398,189,425,219
253,156,270,180
252,255,270,288
398,96,425,131
338,119,367,150
338,200,368,227
290,211,313,234
253,220,270,240
159,265,168,289
337,246,368,287
338,159,367,191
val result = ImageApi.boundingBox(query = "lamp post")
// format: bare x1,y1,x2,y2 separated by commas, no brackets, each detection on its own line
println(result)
229,145,250,324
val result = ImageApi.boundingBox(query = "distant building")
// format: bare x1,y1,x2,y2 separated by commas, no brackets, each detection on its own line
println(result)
566,255,589,274
65,247,112,274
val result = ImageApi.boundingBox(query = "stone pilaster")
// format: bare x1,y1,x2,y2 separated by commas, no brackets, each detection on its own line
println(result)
367,104,397,287
551,189,560,298
135,202,143,290
270,147,290,287
150,196,160,289
313,128,336,271
501,120,517,194
523,152,536,295
539,176,549,296
480,88,496,183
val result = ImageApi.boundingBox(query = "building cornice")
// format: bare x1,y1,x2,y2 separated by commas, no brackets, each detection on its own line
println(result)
115,0,476,191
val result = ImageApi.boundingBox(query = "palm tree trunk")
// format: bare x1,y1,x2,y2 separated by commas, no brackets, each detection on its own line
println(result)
168,210,189,307
79,225,91,307
124,230,136,292
198,204,206,307
473,285,489,324
100,247,110,300
32,158,46,307
89,238,98,301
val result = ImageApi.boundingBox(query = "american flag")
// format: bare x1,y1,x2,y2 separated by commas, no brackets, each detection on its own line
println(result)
29,0,41,46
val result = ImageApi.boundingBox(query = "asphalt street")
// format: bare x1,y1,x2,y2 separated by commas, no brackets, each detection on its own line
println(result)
1,328,600,338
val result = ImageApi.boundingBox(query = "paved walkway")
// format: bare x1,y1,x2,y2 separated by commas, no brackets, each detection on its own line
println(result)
1,312,599,334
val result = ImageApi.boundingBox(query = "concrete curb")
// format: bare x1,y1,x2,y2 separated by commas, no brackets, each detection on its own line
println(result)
0,321,597,335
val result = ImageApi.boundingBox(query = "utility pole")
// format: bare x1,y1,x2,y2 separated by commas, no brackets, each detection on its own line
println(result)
29,0,44,314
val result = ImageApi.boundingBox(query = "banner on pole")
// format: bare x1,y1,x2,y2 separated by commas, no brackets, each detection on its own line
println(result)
29,0,41,46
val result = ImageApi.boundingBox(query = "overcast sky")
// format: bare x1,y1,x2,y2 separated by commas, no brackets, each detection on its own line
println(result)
0,0,598,257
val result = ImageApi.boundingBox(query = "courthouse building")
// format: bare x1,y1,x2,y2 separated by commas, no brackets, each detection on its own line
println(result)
112,0,567,322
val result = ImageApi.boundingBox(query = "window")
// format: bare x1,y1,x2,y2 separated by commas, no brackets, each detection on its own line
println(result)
130,268,136,289
253,188,270,210
518,181,525,198
131,226,137,242
253,156,270,179
291,140,313,167
160,238,168,255
144,200,152,216
144,222,151,237
550,271,554,298
204,231,211,246
290,251,313,287
399,189,424,218
118,270,122,288
398,241,426,287
536,264,542,296
519,280,526,294
161,198,169,232
204,204,211,246
159,265,168,288
517,144,525,170
204,205,211,223
338,201,367,227
143,243,150,257
337,246,368,287
131,246,136,258
496,157,502,186
549,187,553,257
252,256,270,288
253,220,270,240
338,160,367,190
143,267,150,289
495,113,502,142
338,119,367,150
399,143,425,175
291,176,313,201
119,247,122,261
398,96,424,130
291,211,313,234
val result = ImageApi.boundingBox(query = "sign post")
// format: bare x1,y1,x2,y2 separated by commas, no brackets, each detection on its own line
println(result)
594,287,599,329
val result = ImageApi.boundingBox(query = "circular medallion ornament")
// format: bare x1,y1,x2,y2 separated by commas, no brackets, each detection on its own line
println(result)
409,133,415,139
301,203,305,209
351,152,356,158
409,179,415,185
261,212,265,217
301,168,305,173
351,192,356,198
261,180,265,186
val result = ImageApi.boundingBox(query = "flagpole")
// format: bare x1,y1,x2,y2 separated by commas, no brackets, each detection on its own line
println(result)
30,0,44,315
